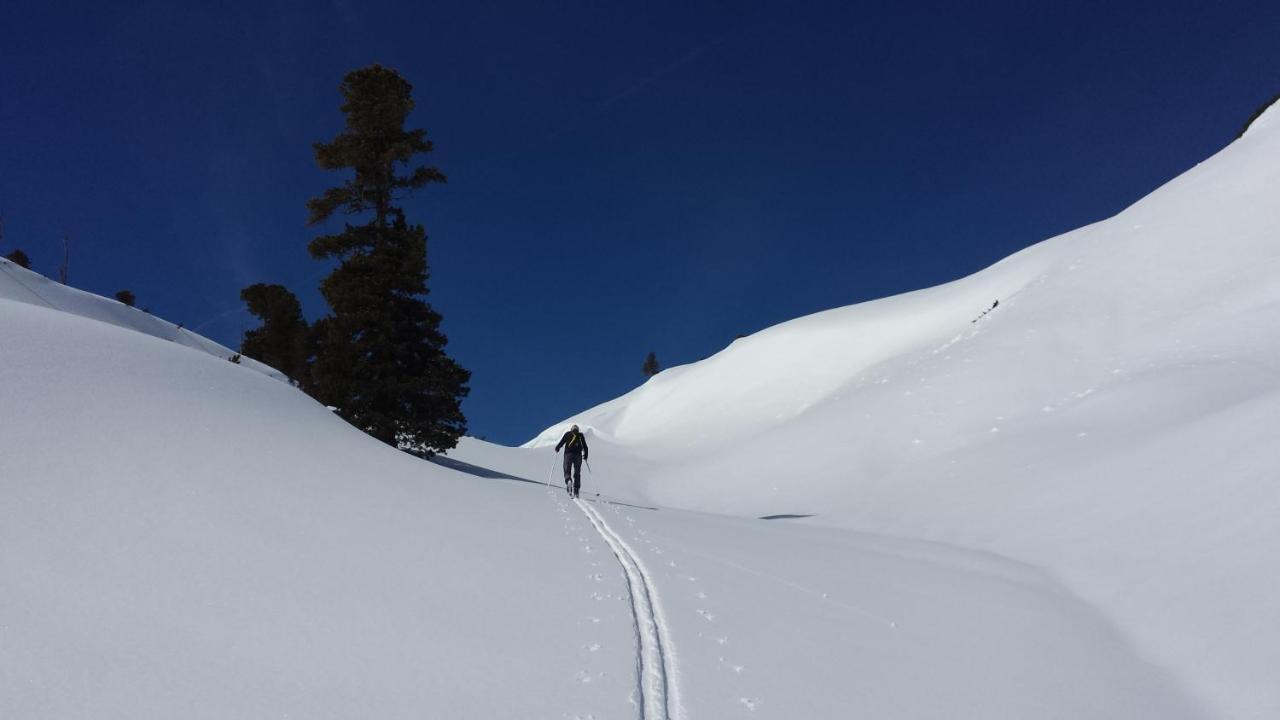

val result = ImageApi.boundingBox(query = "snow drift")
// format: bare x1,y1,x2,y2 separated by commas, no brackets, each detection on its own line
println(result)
0,258,283,381
2,262,1207,718
523,104,1280,718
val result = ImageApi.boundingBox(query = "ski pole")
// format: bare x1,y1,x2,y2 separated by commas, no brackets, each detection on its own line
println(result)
544,453,557,493
585,458,598,497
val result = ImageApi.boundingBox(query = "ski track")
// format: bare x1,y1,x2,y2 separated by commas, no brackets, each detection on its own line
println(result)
574,496,683,720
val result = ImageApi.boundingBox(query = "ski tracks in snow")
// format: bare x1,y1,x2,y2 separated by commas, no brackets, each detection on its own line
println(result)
575,498,685,720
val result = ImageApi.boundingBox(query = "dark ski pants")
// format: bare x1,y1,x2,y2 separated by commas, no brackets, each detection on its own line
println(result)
563,452,582,496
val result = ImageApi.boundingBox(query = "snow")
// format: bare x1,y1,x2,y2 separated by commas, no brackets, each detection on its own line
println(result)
4,105,1279,718
512,102,1280,718
0,257,283,381
0,299,644,719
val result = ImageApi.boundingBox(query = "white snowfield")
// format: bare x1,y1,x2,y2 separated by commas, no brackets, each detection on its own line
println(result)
516,104,1280,718
1,105,1276,719
0,259,283,382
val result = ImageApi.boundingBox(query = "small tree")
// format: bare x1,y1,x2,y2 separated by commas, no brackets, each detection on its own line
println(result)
115,290,136,307
306,64,470,453
1,217,33,270
642,351,661,378
5,249,31,269
240,283,312,386
1238,93,1280,139
57,235,69,284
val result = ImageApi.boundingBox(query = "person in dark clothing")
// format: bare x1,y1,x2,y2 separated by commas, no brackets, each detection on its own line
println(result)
554,424,589,498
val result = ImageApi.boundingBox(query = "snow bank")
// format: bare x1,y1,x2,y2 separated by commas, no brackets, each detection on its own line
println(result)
528,102,1280,718
2,287,1208,718
0,298,651,719
0,258,283,381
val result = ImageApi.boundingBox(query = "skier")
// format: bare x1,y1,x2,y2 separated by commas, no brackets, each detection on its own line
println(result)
555,424,589,498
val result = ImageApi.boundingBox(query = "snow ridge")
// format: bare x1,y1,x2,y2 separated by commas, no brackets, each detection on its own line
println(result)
576,499,683,720
0,257,284,382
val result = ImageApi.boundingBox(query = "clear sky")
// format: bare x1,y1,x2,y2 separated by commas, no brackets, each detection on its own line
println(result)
2,1,1277,445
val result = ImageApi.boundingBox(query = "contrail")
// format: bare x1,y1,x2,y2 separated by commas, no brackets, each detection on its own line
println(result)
190,305,244,334
548,34,731,141
594,34,730,113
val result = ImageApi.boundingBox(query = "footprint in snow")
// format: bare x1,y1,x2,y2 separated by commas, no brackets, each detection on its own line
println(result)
583,642,601,652
697,609,715,621
697,591,708,600
739,697,759,711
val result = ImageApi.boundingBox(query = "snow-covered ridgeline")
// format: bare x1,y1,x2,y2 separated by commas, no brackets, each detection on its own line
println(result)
523,103,1280,718
0,257,284,382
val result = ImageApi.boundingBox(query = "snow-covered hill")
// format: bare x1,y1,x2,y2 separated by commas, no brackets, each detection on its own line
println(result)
4,107,1277,719
0,258,284,381
2,270,1207,718
511,105,1280,718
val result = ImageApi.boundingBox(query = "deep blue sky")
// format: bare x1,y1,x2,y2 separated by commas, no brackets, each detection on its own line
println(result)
2,1,1277,444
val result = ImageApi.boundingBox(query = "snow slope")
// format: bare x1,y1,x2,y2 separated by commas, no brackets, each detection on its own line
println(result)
6,108,1277,719
517,105,1280,718
2,249,1212,714
0,298,641,718
0,257,283,381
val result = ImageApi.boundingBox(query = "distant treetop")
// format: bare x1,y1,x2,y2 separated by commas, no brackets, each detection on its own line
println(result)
5,249,31,269
643,351,661,378
1238,93,1280,139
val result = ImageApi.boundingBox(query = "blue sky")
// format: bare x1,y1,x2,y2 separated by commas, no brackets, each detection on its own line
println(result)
2,1,1277,444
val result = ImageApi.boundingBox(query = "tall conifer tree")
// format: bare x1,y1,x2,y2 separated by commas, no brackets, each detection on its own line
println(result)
306,65,469,453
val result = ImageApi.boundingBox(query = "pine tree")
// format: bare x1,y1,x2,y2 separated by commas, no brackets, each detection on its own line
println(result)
240,283,312,385
1,214,32,270
306,64,469,453
5,249,31,269
1238,93,1280,139
115,290,136,306
642,351,661,378
57,235,69,284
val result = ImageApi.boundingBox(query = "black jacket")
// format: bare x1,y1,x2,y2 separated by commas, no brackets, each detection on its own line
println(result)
555,429,589,459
